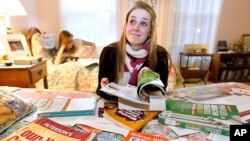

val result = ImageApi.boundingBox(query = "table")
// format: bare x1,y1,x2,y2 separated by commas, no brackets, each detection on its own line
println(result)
0,59,48,89
1,82,249,141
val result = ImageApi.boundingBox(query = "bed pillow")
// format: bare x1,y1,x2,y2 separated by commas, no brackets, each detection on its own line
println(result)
32,33,56,58
73,39,98,58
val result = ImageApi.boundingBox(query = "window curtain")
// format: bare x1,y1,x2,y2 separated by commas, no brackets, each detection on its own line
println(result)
166,0,224,68
59,0,118,47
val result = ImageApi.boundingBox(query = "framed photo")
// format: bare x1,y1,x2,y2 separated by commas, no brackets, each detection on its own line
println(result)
242,34,250,49
0,34,31,59
217,40,228,52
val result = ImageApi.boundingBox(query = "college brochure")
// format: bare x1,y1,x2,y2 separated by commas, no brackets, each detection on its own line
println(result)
158,100,241,136
37,97,97,117
103,108,159,131
100,67,166,105
0,90,35,133
124,131,170,141
1,117,93,141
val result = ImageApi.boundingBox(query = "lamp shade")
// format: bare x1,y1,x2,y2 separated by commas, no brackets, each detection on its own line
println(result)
0,0,27,16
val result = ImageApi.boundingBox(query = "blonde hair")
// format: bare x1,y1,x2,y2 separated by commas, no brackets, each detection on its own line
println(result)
25,27,41,56
58,30,76,53
115,1,158,82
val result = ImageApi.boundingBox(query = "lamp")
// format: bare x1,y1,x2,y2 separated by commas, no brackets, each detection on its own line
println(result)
0,0,27,34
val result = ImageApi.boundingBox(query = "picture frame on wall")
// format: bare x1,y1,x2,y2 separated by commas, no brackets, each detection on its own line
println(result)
241,34,250,51
217,40,228,52
0,35,31,59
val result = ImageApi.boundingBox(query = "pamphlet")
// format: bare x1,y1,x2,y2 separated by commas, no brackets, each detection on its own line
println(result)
37,98,97,117
100,67,166,105
158,100,241,136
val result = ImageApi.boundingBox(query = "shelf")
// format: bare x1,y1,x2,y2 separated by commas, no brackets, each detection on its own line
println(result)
209,53,250,82
219,65,250,69
215,79,250,83
180,68,208,79
180,52,212,56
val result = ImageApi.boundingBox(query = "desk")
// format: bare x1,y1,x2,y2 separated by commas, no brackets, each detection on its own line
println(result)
179,52,212,87
0,60,48,89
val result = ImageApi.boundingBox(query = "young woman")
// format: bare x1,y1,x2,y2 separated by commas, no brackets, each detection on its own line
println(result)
53,30,96,65
96,1,172,99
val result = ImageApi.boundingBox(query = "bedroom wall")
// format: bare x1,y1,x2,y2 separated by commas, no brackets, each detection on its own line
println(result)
1,0,250,49
216,0,250,46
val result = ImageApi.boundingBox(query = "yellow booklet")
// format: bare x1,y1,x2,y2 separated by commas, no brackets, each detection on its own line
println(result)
103,108,159,131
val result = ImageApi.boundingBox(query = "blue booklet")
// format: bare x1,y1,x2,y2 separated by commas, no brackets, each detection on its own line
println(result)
37,98,97,117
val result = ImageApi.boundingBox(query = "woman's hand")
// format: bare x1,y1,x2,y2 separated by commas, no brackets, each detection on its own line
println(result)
53,45,66,65
101,78,109,87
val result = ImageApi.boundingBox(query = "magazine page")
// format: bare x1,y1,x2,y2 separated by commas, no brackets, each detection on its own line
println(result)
0,90,35,133
100,67,166,104
137,67,166,103
2,117,93,141
124,131,170,141
100,82,148,105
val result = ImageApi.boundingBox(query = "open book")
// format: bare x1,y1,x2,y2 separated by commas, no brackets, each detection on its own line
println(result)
100,67,166,105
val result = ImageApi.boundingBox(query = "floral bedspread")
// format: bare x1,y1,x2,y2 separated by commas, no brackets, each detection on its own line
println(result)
36,59,99,93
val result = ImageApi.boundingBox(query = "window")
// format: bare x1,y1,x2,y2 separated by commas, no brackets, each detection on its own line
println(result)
60,0,118,47
167,0,224,66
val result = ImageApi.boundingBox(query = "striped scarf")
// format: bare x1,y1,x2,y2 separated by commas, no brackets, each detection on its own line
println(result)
124,42,149,86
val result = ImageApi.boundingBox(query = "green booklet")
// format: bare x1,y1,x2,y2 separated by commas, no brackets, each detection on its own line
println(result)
37,98,97,117
158,100,241,136
100,67,166,105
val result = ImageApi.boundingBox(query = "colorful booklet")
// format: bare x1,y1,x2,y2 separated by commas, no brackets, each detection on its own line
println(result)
158,100,242,136
103,108,159,131
124,131,170,141
0,90,35,133
1,117,94,141
37,98,97,117
100,67,166,105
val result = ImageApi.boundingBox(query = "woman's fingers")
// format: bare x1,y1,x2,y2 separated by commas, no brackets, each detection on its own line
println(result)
101,78,109,87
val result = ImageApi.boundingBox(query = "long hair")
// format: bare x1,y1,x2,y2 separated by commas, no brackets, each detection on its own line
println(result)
115,1,158,82
58,30,76,53
25,27,41,56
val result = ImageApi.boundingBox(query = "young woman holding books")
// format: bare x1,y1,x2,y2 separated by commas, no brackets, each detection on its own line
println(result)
96,1,172,100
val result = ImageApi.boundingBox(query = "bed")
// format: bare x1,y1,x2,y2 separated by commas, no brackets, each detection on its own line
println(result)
33,42,180,92
35,58,182,93
36,58,99,93
28,30,101,93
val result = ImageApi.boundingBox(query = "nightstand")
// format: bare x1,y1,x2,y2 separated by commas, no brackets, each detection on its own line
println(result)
0,59,48,88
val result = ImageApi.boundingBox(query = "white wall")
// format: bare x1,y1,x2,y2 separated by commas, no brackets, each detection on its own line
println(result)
216,0,250,46
0,0,40,34
2,0,250,49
